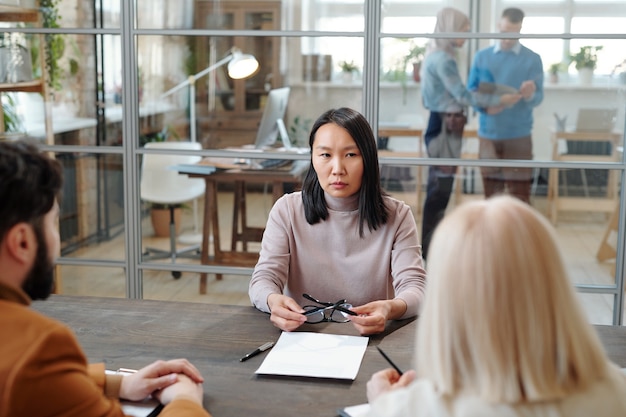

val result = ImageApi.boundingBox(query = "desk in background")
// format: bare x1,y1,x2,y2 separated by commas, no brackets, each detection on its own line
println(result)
33,295,417,417
548,130,621,224
376,127,480,212
377,127,424,214
181,161,309,293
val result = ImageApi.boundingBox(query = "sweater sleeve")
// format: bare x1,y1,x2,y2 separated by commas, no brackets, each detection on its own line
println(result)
437,55,500,109
248,195,292,312
160,398,212,417
8,323,128,417
523,51,544,108
389,203,427,319
87,362,123,398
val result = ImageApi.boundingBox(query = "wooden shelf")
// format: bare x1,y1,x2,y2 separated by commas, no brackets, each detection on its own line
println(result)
0,1,52,145
0,79,44,93
0,5,39,22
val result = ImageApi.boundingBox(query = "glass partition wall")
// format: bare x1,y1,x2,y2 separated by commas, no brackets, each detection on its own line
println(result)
3,0,624,324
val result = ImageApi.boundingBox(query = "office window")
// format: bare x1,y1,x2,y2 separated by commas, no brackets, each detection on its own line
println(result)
571,18,625,74
8,0,620,324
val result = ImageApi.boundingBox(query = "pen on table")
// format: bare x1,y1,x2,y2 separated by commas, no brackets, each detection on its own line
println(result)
116,368,138,374
240,341,275,362
376,346,403,376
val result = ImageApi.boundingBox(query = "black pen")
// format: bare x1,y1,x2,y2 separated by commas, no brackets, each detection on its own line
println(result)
376,346,403,375
240,341,275,362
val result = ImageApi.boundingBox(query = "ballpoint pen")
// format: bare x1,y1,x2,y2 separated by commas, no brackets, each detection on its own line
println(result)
376,346,403,376
240,341,275,362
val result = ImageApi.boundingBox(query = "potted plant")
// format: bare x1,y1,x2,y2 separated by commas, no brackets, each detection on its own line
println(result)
611,58,626,85
404,42,426,82
288,115,312,147
548,62,563,84
569,45,602,85
338,60,358,83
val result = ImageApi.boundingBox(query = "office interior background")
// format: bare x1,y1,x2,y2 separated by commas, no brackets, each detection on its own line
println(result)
1,0,625,324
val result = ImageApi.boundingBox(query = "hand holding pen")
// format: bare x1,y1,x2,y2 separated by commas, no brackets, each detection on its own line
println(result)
367,347,416,402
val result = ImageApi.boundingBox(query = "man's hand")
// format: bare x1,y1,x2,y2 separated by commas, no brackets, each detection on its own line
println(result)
153,374,204,406
267,293,307,331
499,93,522,107
519,80,536,99
119,359,204,401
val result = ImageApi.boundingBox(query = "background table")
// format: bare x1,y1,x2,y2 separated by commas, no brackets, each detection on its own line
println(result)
182,161,308,293
33,295,416,417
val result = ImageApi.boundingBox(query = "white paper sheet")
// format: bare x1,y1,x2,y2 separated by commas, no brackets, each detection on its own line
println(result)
255,331,369,380
338,403,371,417
105,370,161,416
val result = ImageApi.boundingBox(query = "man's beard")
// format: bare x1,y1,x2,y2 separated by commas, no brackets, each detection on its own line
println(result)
21,225,55,301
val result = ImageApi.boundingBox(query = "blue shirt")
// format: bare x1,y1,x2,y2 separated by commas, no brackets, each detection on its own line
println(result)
468,42,544,140
421,50,501,113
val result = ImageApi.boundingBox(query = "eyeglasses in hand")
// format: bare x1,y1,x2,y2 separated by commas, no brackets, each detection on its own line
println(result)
302,293,357,323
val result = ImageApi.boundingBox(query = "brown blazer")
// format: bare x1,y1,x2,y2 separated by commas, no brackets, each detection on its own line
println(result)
0,283,210,417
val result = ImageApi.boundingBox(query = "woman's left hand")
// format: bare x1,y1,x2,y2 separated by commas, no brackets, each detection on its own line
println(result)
349,299,408,335
348,301,393,335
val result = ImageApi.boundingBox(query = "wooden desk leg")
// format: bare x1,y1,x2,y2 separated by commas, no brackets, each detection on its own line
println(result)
548,167,558,224
200,179,223,293
597,204,619,262
272,181,284,202
240,182,249,251
209,180,224,281
416,165,423,215
232,181,244,251
200,179,213,294
53,264,62,294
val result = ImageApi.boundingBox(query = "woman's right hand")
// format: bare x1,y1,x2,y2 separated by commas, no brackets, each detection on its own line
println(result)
267,294,307,331
366,368,416,402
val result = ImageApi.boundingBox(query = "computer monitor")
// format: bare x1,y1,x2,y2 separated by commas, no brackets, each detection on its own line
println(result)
254,87,290,149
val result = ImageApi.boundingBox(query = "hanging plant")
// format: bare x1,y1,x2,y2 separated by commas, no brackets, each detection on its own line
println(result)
39,0,65,90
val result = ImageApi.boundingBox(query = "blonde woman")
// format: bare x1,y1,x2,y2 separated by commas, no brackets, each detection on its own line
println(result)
367,195,626,416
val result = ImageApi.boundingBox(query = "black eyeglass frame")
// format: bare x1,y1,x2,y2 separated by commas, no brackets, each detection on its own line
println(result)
301,293,357,323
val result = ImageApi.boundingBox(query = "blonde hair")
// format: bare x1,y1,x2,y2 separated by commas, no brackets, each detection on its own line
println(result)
417,195,609,403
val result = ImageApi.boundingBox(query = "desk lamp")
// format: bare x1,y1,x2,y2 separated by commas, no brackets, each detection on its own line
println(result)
161,47,259,243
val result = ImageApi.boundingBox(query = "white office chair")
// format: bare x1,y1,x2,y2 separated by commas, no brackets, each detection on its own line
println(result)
141,141,205,278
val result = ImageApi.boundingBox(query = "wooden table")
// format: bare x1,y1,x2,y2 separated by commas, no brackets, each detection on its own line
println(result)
32,296,626,416
32,295,417,417
181,162,309,293
548,130,621,224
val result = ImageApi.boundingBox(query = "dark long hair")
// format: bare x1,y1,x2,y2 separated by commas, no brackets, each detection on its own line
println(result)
301,108,388,237
0,141,63,243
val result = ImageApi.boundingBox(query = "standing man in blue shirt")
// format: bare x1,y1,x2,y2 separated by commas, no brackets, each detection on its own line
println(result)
468,7,544,203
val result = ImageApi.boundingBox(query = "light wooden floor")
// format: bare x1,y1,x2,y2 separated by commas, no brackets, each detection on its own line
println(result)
58,183,621,325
